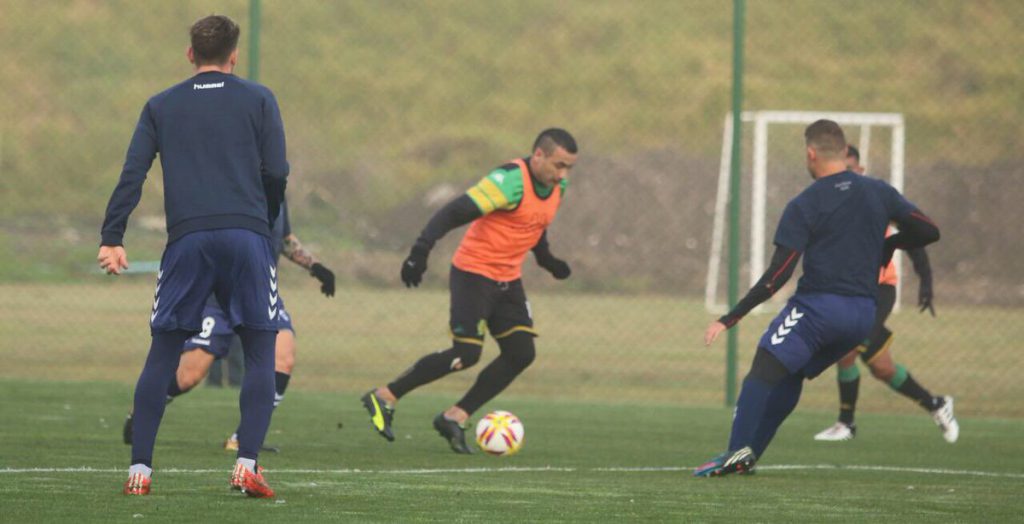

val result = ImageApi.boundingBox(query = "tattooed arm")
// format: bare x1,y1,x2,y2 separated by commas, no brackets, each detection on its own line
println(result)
283,233,335,297
282,233,317,270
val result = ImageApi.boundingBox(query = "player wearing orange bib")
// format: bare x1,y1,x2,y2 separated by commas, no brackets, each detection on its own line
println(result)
362,129,577,453
813,145,958,443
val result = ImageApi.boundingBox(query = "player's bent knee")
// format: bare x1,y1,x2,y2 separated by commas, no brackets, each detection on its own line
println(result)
450,341,483,370
275,357,295,374
498,332,536,371
838,350,859,368
176,359,209,390
869,361,896,381
176,349,214,391
176,369,204,391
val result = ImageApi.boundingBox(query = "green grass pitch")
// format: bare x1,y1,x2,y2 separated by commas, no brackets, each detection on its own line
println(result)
1,379,1022,522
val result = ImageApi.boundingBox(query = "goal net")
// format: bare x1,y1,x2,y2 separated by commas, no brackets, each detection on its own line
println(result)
705,110,906,314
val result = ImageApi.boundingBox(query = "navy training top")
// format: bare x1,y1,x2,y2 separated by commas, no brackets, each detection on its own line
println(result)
100,71,289,246
774,170,917,298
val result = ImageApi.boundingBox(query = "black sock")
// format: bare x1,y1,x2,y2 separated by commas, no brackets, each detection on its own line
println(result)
456,357,516,416
388,343,482,399
456,333,535,415
274,372,290,408
838,377,859,425
889,364,938,410
898,375,940,410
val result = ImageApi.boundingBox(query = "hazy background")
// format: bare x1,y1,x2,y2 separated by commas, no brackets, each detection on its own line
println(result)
1,0,1021,415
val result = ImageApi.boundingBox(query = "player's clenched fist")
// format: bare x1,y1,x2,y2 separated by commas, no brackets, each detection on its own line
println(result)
535,252,571,280
98,245,129,275
310,263,335,297
401,245,429,288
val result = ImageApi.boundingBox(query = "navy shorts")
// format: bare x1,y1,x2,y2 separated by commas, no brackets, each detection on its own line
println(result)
758,293,876,379
184,295,294,358
150,229,279,334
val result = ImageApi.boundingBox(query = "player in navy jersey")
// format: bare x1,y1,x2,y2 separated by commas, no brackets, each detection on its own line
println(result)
695,120,940,477
98,15,288,497
120,200,335,454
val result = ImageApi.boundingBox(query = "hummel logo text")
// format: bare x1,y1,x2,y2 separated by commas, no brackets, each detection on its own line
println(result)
193,82,225,90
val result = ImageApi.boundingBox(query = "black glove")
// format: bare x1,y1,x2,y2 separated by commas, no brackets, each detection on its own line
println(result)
401,245,429,288
310,263,335,297
918,278,935,316
535,252,571,280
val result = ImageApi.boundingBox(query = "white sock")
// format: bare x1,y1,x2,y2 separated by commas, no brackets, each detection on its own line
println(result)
129,464,152,478
236,457,256,473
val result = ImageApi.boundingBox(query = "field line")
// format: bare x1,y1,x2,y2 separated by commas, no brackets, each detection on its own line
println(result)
2,464,1022,479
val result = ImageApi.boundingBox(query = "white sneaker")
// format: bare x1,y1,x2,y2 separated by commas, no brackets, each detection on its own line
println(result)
931,395,959,443
813,422,856,441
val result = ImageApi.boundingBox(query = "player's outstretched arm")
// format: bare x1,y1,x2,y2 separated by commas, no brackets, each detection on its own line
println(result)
282,234,334,297
401,194,482,288
713,244,801,333
531,231,571,280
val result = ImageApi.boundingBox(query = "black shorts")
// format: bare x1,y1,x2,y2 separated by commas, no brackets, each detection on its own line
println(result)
449,266,536,345
858,284,896,363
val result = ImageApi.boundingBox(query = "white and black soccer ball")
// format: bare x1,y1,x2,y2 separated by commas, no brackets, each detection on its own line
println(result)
475,410,525,456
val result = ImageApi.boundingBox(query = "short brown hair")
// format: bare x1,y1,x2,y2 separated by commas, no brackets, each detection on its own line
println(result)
804,119,847,160
533,128,578,154
190,15,240,66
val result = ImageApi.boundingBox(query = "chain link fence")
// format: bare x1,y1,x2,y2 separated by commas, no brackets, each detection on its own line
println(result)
2,0,1021,416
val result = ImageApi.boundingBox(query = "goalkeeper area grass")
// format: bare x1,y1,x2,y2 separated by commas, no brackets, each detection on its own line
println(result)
1,379,1021,522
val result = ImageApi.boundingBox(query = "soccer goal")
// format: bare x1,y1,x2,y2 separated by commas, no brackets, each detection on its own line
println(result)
705,110,906,313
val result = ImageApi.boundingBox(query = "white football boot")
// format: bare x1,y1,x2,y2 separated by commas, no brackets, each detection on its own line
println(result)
813,422,856,441
930,395,959,443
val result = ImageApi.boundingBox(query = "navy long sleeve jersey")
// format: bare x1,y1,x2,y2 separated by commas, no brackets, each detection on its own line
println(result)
774,170,926,298
100,71,289,246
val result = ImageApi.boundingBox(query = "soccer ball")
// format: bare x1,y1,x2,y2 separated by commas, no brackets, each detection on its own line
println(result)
475,410,525,456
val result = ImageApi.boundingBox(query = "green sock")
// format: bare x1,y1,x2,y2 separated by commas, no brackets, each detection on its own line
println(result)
888,364,908,390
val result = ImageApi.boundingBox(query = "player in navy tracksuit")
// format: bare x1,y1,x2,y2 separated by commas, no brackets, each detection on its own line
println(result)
98,15,287,497
695,120,940,477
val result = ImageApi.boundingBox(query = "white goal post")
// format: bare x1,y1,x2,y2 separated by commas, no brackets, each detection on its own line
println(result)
705,110,906,313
